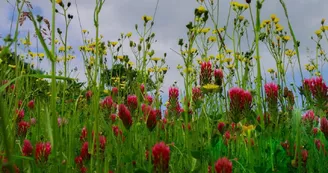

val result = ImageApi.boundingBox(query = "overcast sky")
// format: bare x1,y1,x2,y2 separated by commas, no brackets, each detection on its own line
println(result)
0,0,327,96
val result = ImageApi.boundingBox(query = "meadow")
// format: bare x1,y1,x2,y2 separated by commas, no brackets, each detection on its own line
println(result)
0,0,328,172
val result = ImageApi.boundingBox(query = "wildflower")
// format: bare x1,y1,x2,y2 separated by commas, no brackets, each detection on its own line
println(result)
111,87,119,96
302,76,327,103
22,140,33,156
127,95,138,111
80,127,87,142
242,125,255,136
201,28,211,34
208,36,217,42
315,30,322,36
74,156,83,167
320,117,328,139
145,95,153,105
30,118,37,125
28,100,35,109
85,90,92,100
200,61,212,85
169,87,179,101
228,87,252,122
215,157,232,173
18,121,30,136
142,15,153,23
192,86,203,103
110,41,118,47
56,0,62,4
147,109,158,131
238,15,244,21
118,104,133,130
214,68,224,86
80,142,90,160
264,82,279,104
35,142,52,163
202,84,220,93
282,35,290,41
151,57,161,62
16,109,25,121
217,122,225,134
152,142,170,173
80,166,87,173
196,6,207,14
112,125,123,138
100,96,114,110
126,32,132,37
99,135,106,150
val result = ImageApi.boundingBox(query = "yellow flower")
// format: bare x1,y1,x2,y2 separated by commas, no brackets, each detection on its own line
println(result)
242,125,255,136
196,6,207,13
126,32,132,37
110,41,118,47
275,24,284,32
225,49,233,54
59,46,65,52
67,46,73,50
151,57,161,62
224,58,232,63
148,68,154,73
82,29,87,34
55,39,59,44
160,67,168,72
216,54,224,60
183,67,194,73
282,35,290,41
238,15,245,21
270,14,277,21
104,89,109,94
22,39,31,46
38,53,45,58
315,30,322,36
227,64,235,69
315,71,321,77
202,84,219,92
56,0,62,4
117,55,124,60
320,49,325,55
285,49,296,57
142,15,153,22
190,48,197,53
208,36,217,42
273,18,279,24
128,61,134,67
201,27,211,34
305,65,315,71
213,28,225,34
8,64,16,69
177,64,183,70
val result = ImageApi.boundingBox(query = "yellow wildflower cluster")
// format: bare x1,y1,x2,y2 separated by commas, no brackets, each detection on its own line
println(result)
56,55,75,62
202,83,219,92
261,14,283,32
285,49,296,57
230,2,249,11
212,28,225,34
305,64,316,72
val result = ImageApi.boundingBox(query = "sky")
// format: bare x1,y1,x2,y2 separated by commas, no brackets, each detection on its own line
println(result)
0,0,327,102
